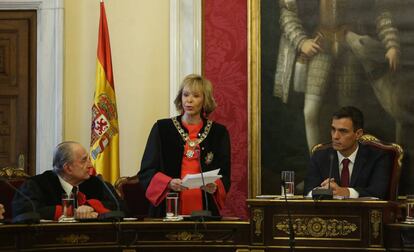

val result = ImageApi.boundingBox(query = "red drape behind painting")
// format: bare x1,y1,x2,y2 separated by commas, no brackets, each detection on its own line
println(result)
203,0,248,219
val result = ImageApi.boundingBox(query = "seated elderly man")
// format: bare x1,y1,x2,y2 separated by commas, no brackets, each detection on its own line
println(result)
12,141,119,220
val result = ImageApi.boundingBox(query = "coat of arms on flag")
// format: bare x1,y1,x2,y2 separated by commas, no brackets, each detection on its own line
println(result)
90,93,118,160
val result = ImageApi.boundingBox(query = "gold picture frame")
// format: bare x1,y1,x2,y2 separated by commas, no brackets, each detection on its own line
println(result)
248,0,414,197
248,0,261,197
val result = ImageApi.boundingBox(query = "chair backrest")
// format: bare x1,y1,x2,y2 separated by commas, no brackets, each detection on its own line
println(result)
114,175,149,218
311,134,403,201
0,167,30,220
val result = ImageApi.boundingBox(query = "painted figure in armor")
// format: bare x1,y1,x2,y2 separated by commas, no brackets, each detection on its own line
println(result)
274,0,400,152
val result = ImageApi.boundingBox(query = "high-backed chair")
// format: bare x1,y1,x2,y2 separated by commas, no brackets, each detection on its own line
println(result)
311,134,403,201
0,167,30,221
114,175,149,218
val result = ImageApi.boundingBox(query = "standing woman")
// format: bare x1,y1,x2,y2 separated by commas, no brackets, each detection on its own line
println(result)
138,74,231,217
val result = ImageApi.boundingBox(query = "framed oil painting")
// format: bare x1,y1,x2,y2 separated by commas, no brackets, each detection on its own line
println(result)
249,0,414,197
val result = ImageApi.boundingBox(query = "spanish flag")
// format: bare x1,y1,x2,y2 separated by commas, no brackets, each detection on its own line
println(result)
90,1,119,183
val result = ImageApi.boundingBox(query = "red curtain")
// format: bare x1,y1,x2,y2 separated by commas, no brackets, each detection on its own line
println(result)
203,0,248,219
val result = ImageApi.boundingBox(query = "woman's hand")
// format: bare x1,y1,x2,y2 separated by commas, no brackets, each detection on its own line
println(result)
201,183,217,194
168,178,187,191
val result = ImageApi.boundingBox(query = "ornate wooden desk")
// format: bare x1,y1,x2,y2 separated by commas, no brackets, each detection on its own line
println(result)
386,222,414,251
0,219,250,252
247,198,398,251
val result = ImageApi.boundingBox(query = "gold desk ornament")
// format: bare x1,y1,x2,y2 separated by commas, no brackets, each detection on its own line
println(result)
252,208,264,236
276,217,358,238
56,234,90,244
166,231,203,241
370,209,382,239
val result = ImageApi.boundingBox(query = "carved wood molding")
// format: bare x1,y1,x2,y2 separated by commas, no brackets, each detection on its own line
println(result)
275,216,358,238
56,234,90,244
166,231,204,241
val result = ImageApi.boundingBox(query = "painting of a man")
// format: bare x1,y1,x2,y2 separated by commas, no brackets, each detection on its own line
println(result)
258,0,414,195
274,0,399,152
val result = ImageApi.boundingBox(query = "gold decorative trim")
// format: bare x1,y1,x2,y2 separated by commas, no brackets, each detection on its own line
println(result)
56,234,90,244
276,217,357,238
248,0,261,198
360,134,379,142
166,231,204,241
392,143,404,169
0,167,29,179
370,210,382,239
172,116,213,145
252,208,264,236
311,143,324,154
360,134,404,168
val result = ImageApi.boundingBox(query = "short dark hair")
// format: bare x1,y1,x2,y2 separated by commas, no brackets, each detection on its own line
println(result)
53,141,78,174
332,106,364,131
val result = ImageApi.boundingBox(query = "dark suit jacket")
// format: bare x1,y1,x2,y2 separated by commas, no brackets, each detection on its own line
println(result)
12,171,121,220
304,144,392,199
138,116,231,217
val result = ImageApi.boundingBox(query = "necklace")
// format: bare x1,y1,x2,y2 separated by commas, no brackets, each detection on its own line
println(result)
172,116,212,158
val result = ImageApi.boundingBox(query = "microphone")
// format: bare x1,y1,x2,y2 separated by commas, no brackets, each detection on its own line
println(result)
191,147,213,219
312,153,334,200
281,180,295,251
96,176,125,220
0,177,40,224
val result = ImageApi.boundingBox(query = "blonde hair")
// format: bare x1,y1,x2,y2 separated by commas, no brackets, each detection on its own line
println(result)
174,74,217,117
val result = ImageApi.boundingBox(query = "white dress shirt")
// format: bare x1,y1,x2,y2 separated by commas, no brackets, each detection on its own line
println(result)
57,174,76,198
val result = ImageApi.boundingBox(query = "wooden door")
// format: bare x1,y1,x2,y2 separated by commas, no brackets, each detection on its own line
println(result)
0,11,36,175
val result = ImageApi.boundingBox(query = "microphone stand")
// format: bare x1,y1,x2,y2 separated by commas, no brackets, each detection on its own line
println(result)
95,177,125,247
0,178,40,224
282,180,295,252
191,147,212,220
97,176,125,220
312,153,334,200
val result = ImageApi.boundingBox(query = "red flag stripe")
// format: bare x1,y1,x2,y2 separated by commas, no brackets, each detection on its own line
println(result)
97,2,114,88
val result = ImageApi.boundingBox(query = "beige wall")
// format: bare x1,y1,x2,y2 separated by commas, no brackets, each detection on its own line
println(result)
64,0,170,176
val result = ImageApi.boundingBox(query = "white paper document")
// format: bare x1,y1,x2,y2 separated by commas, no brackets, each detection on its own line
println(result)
181,168,222,189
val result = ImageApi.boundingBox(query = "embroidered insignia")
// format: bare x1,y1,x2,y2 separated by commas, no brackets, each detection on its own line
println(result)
205,152,214,165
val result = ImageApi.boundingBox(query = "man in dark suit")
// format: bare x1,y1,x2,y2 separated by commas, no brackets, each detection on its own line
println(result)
12,141,119,220
304,106,391,199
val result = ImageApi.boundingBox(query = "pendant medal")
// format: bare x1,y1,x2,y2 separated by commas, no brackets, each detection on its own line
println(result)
186,149,195,158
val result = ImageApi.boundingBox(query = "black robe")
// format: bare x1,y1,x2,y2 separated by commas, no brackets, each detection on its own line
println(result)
138,116,231,217
12,170,121,220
